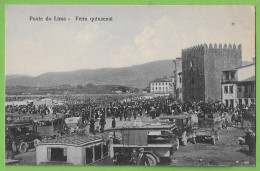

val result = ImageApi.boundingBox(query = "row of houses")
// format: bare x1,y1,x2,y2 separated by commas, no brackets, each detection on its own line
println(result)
149,43,255,108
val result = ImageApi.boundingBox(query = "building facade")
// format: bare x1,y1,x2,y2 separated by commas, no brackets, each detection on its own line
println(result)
222,62,255,108
150,77,171,94
173,58,183,101
182,43,242,102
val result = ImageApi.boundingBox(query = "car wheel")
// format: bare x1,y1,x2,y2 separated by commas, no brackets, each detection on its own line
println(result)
145,153,158,166
34,139,41,148
19,142,28,153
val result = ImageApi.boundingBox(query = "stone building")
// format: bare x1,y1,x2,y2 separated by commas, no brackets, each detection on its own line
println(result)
182,43,242,102
173,58,183,101
221,60,255,108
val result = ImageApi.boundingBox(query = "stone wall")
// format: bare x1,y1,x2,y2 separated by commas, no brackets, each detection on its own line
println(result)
182,45,205,102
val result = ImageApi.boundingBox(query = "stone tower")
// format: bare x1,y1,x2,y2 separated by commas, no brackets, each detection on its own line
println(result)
182,43,242,102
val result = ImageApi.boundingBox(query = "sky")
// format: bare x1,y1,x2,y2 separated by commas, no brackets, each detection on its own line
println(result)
6,5,255,76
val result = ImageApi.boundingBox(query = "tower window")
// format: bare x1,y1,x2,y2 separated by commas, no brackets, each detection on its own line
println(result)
190,60,193,69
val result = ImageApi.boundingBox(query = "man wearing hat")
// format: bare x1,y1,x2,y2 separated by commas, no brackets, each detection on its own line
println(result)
99,115,106,132
137,148,149,165
112,117,116,128
130,148,138,165
245,129,255,155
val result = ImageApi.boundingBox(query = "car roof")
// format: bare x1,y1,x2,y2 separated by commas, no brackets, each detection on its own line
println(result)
159,114,191,120
106,123,175,131
6,122,34,127
33,115,64,122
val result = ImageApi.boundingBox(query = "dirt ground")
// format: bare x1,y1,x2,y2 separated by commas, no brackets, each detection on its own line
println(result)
170,126,255,166
11,117,255,166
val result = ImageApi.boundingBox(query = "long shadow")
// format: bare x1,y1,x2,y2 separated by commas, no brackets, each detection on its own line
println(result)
237,148,255,157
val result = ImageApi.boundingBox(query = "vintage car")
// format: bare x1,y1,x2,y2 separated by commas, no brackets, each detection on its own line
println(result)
35,132,113,165
34,114,65,140
159,114,197,146
6,120,42,153
65,117,82,129
106,121,179,165
195,114,220,145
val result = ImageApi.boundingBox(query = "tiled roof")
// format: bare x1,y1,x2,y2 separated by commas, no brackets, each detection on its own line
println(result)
240,76,255,82
38,133,107,146
150,78,170,83
222,64,254,72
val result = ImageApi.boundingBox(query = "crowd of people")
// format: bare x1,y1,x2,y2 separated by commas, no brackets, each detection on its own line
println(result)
5,94,256,160
5,95,256,131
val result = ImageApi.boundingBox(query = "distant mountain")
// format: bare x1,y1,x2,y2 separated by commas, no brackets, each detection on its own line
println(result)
7,60,252,89
6,60,174,88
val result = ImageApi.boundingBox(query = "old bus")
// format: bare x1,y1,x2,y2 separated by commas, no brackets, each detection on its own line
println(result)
36,132,113,165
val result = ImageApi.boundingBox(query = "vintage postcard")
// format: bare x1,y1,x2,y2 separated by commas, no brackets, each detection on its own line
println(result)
5,5,255,166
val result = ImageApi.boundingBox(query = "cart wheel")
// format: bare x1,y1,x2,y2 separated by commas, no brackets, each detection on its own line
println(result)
145,153,158,166
212,137,216,145
176,138,180,150
19,142,28,153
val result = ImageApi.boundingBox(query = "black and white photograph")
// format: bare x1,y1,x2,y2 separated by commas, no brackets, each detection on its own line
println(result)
5,5,255,166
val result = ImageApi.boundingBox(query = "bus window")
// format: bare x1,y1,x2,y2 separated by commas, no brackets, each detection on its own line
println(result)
48,147,67,162
86,147,93,164
95,144,102,161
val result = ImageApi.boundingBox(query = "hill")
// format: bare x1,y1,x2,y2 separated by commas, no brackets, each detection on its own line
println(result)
6,59,174,88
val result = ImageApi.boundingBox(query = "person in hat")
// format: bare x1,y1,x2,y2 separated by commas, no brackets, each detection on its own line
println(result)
95,126,100,133
99,116,106,132
5,131,15,159
137,148,149,166
127,108,132,121
112,117,116,128
245,129,255,155
130,148,138,165
123,110,127,121
89,117,95,134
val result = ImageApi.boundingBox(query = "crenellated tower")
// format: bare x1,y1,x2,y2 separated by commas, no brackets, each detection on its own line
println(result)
181,43,242,102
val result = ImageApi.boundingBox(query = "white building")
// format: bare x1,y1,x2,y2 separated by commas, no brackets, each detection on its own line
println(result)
150,77,171,94
221,60,255,108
